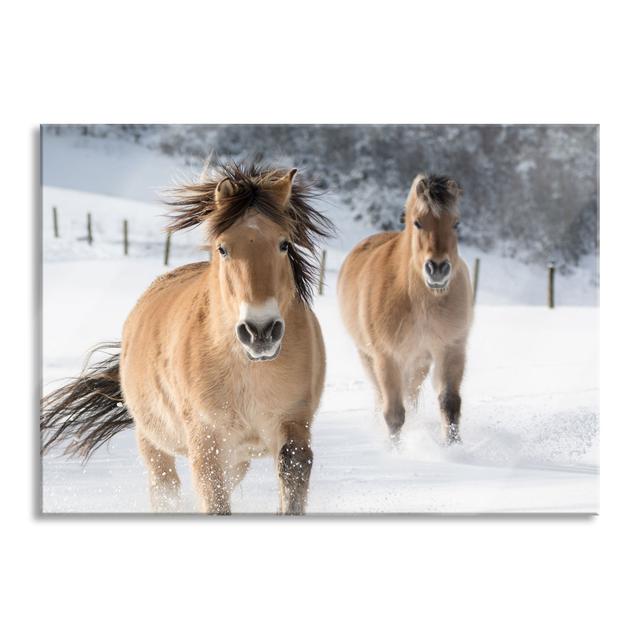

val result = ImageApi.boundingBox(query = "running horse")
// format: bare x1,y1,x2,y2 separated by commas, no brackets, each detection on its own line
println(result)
41,162,334,514
338,174,473,444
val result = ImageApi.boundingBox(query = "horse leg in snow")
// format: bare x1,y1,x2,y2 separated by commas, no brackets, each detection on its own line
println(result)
434,345,466,445
406,356,432,409
357,349,381,402
137,433,181,512
231,461,250,489
277,421,313,515
187,429,231,515
372,354,405,440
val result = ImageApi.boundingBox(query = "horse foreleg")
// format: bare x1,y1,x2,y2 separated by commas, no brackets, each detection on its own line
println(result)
406,357,432,409
231,461,250,489
276,421,313,515
358,349,381,402
372,354,405,440
137,432,181,513
434,345,466,445
187,431,231,515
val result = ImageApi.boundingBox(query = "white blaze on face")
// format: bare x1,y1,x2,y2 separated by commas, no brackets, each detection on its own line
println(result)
244,217,263,232
238,297,281,326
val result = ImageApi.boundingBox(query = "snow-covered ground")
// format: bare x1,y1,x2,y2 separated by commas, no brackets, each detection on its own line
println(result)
41,134,599,513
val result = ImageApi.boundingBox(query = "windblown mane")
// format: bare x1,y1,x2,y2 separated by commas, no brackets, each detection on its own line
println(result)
165,160,335,305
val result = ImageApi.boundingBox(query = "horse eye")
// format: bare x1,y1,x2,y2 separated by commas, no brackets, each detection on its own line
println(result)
413,220,422,230
453,221,461,231
217,245,228,257
279,240,290,253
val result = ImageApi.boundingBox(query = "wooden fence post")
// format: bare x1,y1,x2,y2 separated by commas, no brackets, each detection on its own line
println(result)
164,231,171,266
53,207,59,238
472,257,480,305
123,220,129,256
87,212,93,245
548,262,555,309
318,249,327,295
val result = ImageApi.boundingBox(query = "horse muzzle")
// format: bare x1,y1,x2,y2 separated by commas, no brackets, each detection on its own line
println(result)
235,317,285,362
424,259,452,292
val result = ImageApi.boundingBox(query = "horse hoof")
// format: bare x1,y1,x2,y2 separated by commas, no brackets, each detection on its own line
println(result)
388,431,402,450
384,406,405,438
446,424,462,445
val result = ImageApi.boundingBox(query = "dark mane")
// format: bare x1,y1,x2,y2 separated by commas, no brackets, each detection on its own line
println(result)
165,160,335,305
418,174,463,215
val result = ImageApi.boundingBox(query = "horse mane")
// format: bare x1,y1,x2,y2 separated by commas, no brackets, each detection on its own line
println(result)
416,174,463,217
165,160,335,305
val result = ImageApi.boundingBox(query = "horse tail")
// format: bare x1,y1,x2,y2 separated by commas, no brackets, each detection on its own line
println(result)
40,342,133,461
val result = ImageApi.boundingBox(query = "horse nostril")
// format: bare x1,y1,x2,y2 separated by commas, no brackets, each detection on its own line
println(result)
236,322,256,345
426,260,451,278
259,319,284,342
237,319,284,346
270,320,284,342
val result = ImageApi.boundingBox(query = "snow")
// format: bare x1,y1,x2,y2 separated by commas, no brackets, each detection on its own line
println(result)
40,137,599,513
42,132,184,202
41,211,599,514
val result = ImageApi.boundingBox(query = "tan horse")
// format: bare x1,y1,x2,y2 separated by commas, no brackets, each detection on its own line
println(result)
41,162,334,514
338,174,473,444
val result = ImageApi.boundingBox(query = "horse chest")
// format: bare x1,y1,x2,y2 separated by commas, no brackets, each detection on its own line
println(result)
194,378,279,460
224,367,286,437
396,305,456,357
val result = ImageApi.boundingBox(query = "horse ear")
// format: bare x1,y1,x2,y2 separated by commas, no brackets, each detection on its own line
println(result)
413,175,428,199
215,177,235,206
446,178,463,198
270,168,297,209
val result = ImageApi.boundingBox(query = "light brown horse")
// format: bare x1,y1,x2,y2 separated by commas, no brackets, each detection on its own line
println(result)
41,162,334,514
338,174,473,444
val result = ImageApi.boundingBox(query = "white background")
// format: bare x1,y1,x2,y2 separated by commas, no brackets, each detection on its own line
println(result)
1,1,638,638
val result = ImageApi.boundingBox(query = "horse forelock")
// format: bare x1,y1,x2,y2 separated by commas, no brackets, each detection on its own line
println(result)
165,159,335,305
414,174,462,218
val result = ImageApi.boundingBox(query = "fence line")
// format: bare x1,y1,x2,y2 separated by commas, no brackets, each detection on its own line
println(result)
47,210,563,308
